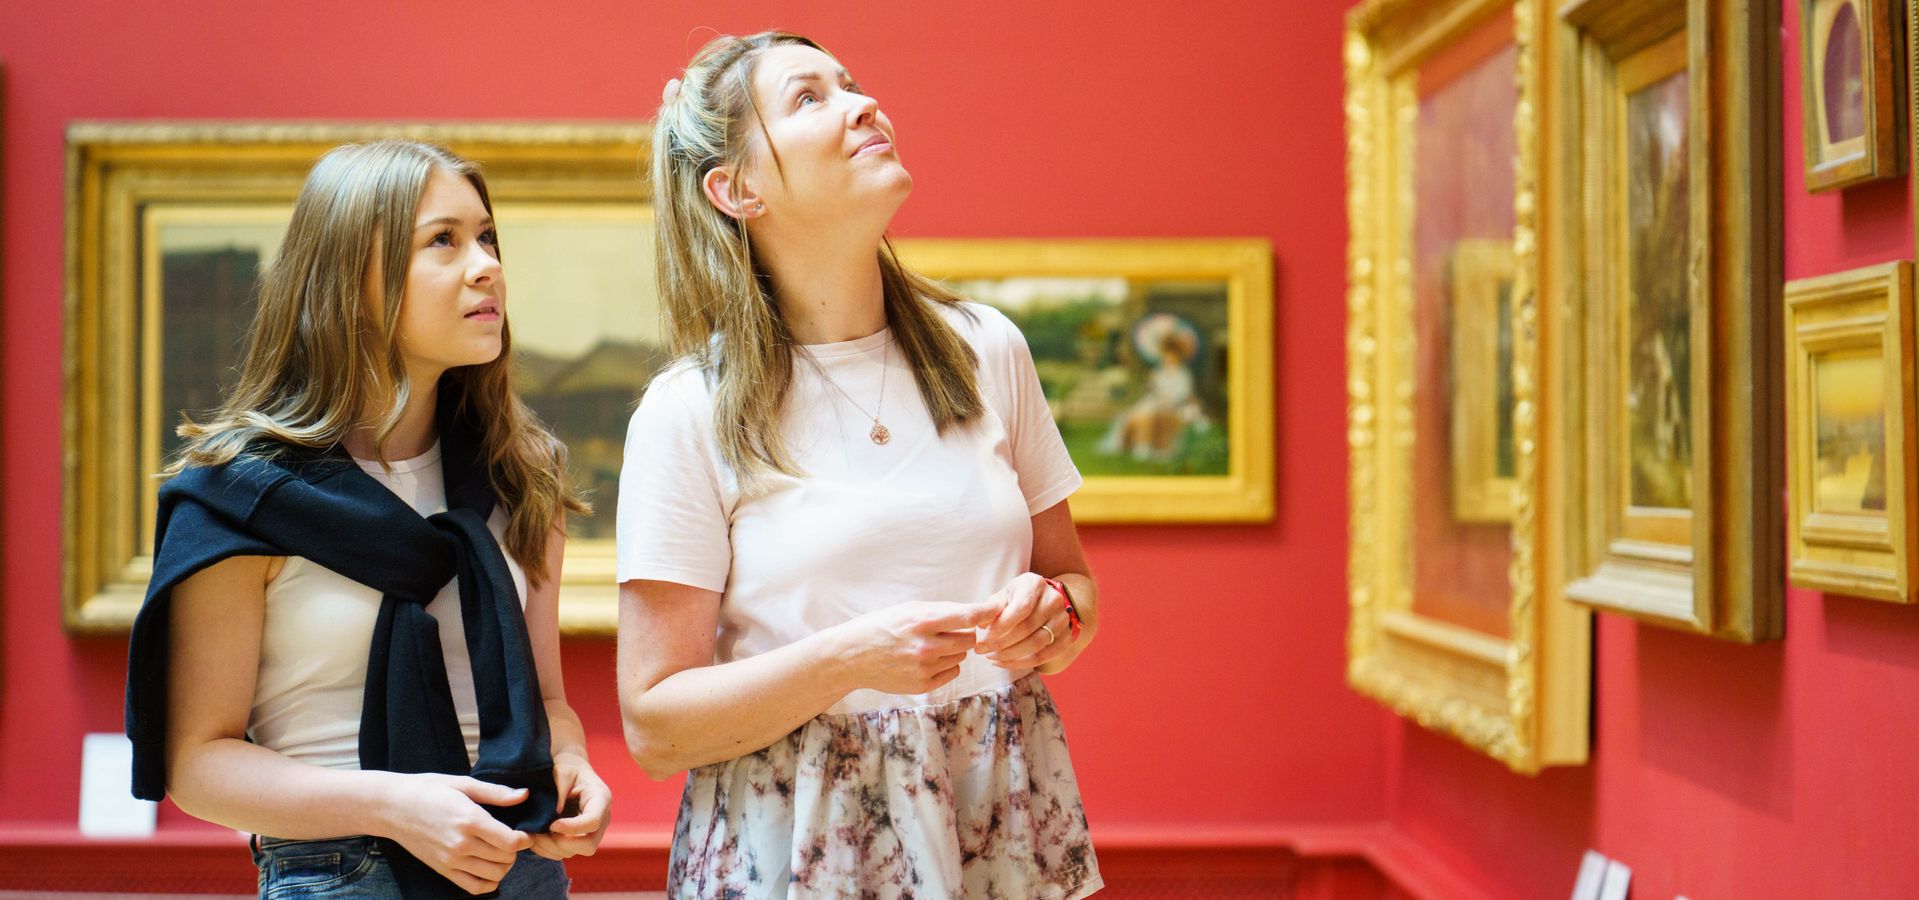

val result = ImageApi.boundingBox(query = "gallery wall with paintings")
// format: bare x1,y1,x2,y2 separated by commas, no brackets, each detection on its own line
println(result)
1350,0,1919,897
1,0,1915,896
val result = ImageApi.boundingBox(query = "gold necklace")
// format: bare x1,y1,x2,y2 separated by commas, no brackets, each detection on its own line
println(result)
813,337,892,445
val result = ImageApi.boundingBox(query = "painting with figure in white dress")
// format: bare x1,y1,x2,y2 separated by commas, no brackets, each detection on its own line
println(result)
952,276,1231,477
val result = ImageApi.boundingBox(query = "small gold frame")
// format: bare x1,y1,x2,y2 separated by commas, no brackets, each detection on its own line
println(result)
1784,262,1916,602
1448,239,1519,523
1799,0,1905,191
63,122,650,636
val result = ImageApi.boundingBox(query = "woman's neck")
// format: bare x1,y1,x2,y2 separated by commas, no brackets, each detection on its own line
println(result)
343,370,441,461
753,227,887,345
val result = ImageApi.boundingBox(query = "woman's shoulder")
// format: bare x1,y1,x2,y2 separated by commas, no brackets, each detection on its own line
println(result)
626,357,716,436
935,298,1010,329
173,437,350,477
934,300,1024,355
645,357,713,404
161,443,319,501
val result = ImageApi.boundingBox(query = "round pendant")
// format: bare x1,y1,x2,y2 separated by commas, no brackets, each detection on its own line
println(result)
869,422,891,445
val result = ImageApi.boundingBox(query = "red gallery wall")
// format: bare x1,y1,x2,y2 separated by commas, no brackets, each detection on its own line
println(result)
26,2,1903,897
1383,2,1919,898
0,0,1376,882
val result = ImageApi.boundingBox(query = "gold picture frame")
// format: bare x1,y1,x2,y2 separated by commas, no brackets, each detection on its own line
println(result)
1347,0,1591,772
1800,0,1904,191
891,238,1274,524
1557,0,1784,641
63,122,652,637
1785,262,1916,602
1448,239,1519,523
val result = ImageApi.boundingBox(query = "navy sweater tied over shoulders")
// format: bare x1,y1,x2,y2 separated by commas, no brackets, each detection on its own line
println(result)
123,385,558,898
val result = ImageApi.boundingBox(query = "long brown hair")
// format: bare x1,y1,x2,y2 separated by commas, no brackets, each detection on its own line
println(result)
169,139,586,583
652,30,984,480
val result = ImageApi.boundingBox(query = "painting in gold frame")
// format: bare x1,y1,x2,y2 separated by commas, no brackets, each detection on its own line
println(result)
1557,0,1784,641
1347,0,1590,773
1785,262,1917,602
891,239,1274,524
1447,239,1518,523
64,123,652,636
1800,0,1904,191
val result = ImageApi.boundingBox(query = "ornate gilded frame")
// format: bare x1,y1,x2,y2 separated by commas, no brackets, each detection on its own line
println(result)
892,238,1275,523
1347,0,1590,772
1784,262,1916,602
1557,0,1784,641
63,122,650,636
1799,0,1904,191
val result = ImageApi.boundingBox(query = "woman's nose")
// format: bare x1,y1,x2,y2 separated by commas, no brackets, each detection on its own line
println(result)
467,244,501,284
848,92,878,126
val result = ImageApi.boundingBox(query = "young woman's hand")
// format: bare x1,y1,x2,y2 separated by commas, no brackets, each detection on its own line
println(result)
832,600,1001,694
978,573,1082,672
528,752,612,860
381,772,533,895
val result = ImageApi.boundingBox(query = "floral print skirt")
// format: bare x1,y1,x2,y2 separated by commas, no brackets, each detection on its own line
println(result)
668,674,1101,899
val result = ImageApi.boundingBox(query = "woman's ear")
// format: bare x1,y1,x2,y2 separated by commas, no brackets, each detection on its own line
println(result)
703,166,765,220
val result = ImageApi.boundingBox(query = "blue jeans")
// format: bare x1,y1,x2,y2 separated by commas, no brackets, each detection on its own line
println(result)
251,834,569,899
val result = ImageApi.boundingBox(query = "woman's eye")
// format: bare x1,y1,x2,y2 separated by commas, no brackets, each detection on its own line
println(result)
428,230,454,247
479,228,498,247
798,92,818,107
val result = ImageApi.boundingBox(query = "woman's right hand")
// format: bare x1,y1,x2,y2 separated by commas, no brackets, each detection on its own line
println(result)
380,773,534,895
830,600,1002,695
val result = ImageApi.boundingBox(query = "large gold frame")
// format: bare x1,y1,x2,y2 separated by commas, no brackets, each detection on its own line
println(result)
1347,0,1590,772
892,238,1275,523
1557,0,1784,641
63,122,649,636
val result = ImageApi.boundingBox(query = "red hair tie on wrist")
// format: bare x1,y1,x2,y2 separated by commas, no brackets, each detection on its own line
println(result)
1039,576,1083,643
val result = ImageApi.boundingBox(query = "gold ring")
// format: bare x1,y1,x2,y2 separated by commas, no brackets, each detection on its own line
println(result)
1040,624,1056,645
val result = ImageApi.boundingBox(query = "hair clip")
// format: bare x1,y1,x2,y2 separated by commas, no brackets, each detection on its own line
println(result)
662,78,683,104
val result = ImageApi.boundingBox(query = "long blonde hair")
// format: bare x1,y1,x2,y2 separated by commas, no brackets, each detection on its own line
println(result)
169,139,586,584
652,30,984,479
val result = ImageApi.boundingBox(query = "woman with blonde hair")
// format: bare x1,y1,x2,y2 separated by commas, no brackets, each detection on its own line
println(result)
618,31,1103,898
124,139,611,898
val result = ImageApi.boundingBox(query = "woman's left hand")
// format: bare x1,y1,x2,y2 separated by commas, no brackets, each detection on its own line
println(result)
978,573,1085,673
527,751,611,860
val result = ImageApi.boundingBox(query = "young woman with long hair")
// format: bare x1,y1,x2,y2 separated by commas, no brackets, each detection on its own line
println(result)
125,139,611,898
617,32,1103,898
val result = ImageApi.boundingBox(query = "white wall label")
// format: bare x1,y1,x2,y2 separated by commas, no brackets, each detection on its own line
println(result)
78,733,157,838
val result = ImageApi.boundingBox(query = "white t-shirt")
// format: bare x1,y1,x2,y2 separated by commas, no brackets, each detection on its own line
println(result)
247,442,528,769
616,302,1081,715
